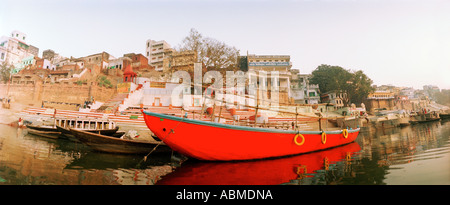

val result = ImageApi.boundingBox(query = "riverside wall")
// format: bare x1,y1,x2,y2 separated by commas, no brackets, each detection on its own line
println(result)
0,82,116,110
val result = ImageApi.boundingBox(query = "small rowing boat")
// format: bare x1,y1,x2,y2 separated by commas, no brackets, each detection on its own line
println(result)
56,125,120,141
69,128,171,154
27,129,61,139
440,113,450,120
142,110,360,161
26,124,58,132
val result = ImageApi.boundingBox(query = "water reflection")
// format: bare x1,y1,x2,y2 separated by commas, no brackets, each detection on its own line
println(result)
156,142,361,185
1,119,449,185
353,120,450,185
0,124,178,185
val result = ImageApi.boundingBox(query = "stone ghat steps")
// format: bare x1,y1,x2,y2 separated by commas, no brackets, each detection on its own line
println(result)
95,93,129,112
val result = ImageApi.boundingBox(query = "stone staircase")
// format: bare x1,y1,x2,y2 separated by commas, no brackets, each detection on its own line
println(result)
94,93,129,113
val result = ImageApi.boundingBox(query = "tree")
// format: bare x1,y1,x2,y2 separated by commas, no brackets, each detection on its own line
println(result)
178,28,240,70
0,62,13,83
310,64,374,106
434,89,450,106
349,70,374,105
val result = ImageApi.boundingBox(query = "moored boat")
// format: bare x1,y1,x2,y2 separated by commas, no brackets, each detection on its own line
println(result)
69,128,171,154
26,124,58,132
142,110,360,161
57,125,120,141
440,113,450,120
27,129,61,139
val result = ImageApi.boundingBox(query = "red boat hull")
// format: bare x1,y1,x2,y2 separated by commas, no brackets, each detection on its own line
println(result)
142,110,360,161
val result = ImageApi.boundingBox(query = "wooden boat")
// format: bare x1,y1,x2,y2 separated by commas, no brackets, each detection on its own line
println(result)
56,125,119,139
27,129,61,139
409,117,441,124
142,110,360,161
54,117,118,141
399,122,410,127
440,113,450,120
69,128,171,154
26,124,58,132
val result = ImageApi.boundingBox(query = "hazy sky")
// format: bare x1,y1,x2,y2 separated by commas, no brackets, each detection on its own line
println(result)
1,0,449,89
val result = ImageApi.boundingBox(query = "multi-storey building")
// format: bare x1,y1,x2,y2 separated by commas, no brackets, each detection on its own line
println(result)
290,70,320,104
162,50,197,73
364,91,396,113
244,54,293,105
80,51,110,69
0,30,39,67
123,53,151,70
145,39,172,71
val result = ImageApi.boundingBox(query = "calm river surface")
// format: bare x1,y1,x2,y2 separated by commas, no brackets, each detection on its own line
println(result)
0,118,449,185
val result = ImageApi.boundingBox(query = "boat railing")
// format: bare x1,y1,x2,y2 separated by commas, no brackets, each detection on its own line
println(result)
55,117,116,130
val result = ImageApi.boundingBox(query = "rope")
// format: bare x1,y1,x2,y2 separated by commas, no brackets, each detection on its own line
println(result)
142,116,185,162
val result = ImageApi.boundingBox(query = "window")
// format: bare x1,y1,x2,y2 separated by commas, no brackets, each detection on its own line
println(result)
194,98,200,106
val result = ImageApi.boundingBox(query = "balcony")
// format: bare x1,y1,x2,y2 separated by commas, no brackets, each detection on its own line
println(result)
308,84,319,89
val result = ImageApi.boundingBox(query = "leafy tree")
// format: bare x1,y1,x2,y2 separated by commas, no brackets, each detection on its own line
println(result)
0,62,13,83
178,28,239,70
310,64,374,106
349,70,374,105
434,89,450,106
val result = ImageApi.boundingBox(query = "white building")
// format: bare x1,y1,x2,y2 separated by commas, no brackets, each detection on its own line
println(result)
290,71,320,104
0,30,39,66
245,54,293,105
145,39,171,71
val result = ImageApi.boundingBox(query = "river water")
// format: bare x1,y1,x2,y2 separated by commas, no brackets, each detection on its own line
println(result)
0,117,449,185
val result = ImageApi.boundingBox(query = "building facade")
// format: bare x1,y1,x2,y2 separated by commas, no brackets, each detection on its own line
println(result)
80,52,110,69
365,91,395,114
123,53,151,70
290,71,320,104
244,54,293,105
0,30,39,66
145,39,172,71
162,50,197,73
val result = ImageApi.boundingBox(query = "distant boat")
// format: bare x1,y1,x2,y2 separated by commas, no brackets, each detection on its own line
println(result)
399,122,410,127
69,128,171,154
409,112,441,124
142,110,360,161
440,113,450,120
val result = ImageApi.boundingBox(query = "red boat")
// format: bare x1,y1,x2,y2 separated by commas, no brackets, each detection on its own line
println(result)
142,110,360,161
